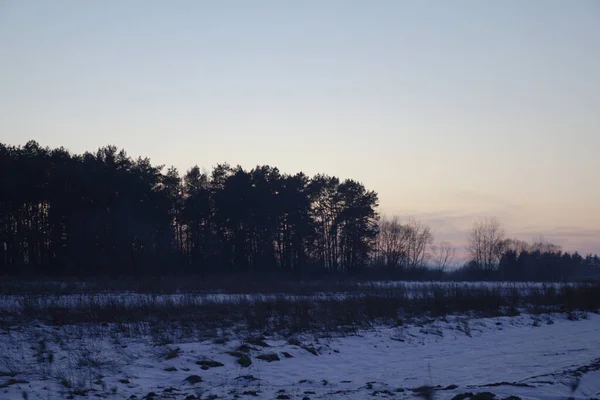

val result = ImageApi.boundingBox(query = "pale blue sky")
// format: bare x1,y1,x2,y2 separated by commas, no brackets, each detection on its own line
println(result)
1,1,599,256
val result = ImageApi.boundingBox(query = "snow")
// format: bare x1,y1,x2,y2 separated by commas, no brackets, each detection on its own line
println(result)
1,311,600,399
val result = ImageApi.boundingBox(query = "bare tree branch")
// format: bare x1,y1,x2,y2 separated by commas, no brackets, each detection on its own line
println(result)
432,241,455,271
466,217,505,271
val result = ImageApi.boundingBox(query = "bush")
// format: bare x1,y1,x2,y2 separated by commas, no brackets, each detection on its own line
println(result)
4,281,599,336
256,353,280,362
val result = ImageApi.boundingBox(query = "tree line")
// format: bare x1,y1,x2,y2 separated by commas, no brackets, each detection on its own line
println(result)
0,141,378,277
455,217,600,281
1,141,598,281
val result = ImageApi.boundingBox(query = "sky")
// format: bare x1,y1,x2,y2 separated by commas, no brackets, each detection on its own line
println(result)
1,0,599,259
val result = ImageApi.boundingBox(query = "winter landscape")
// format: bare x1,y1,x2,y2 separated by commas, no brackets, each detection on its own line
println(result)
2,1,600,400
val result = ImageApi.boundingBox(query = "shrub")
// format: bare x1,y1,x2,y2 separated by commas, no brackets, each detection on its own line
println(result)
226,352,252,368
256,353,280,362
196,360,224,370
184,375,203,385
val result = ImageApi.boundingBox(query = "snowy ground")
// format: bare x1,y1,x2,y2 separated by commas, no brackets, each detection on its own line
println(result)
1,311,599,400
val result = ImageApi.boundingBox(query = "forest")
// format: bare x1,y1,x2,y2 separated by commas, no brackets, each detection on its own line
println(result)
1,140,599,281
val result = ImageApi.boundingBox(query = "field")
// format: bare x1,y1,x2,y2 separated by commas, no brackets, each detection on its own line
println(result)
1,280,599,400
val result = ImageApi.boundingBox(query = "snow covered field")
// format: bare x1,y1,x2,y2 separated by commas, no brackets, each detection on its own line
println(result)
1,311,599,400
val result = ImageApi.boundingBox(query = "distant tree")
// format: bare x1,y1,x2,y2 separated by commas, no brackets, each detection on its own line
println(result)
161,166,184,254
466,217,505,271
376,216,409,270
530,235,562,254
404,218,434,270
274,173,314,274
181,166,212,272
309,175,343,272
374,216,434,272
501,238,530,255
336,179,379,272
498,250,519,280
431,241,456,271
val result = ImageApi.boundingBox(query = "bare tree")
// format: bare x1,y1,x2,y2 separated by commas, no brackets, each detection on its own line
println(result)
531,235,562,254
376,216,409,269
376,216,434,270
431,241,456,271
502,238,530,255
466,217,505,271
405,218,434,269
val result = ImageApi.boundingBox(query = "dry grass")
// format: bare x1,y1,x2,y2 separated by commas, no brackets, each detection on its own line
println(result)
1,282,598,337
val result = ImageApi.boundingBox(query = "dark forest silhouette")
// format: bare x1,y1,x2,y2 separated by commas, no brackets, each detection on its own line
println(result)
1,141,378,277
1,141,598,281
